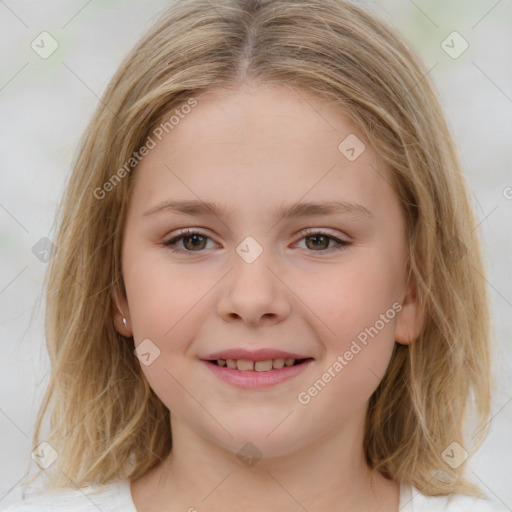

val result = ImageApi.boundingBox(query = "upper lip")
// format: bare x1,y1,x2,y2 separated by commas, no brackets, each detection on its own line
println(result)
202,348,312,362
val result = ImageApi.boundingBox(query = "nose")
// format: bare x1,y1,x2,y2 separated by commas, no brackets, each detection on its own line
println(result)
216,248,291,327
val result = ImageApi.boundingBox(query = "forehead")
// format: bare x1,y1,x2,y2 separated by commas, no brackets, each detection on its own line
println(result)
130,83,399,221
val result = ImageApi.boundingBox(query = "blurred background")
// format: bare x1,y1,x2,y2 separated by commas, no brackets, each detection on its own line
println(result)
1,0,511,508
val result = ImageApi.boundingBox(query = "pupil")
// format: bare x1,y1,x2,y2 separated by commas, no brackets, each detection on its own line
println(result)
307,235,328,250
185,234,206,250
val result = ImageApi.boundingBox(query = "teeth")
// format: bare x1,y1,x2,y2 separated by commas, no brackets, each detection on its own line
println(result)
215,358,298,371
272,358,285,369
236,359,254,371
254,360,273,372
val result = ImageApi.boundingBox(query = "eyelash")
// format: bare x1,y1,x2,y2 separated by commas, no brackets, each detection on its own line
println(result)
163,228,351,255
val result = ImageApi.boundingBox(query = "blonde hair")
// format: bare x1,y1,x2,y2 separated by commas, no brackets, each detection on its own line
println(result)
25,0,494,498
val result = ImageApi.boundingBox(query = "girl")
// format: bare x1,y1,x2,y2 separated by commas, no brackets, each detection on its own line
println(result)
3,0,507,511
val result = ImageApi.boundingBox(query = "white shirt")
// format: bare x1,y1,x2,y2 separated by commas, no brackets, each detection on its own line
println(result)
1,478,508,511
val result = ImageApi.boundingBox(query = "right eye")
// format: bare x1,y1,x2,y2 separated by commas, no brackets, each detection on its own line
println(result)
163,229,217,253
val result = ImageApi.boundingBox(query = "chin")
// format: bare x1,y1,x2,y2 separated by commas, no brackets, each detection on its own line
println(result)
207,421,304,460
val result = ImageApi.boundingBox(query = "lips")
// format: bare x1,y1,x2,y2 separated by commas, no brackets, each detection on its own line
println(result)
200,348,314,389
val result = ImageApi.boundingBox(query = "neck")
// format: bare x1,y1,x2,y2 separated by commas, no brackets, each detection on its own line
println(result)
130,411,399,512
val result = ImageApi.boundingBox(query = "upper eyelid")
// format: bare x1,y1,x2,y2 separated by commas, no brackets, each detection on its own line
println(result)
301,227,348,238
166,227,348,239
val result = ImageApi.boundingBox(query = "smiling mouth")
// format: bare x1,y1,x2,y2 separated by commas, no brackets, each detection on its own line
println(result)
203,356,315,389
208,358,312,372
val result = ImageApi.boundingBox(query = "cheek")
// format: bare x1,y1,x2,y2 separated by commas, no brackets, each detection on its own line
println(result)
294,251,400,396
297,297,398,422
124,249,205,339
300,250,401,337
126,262,209,413
124,252,220,380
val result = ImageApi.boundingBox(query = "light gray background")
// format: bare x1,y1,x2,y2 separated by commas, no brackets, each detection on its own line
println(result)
1,0,511,508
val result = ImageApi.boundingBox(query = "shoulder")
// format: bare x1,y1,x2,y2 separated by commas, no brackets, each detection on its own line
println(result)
1,478,137,512
402,484,509,512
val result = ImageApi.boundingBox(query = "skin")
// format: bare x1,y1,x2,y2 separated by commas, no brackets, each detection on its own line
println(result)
113,82,423,512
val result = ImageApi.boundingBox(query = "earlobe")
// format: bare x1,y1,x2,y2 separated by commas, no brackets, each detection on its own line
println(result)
394,274,424,345
112,285,132,337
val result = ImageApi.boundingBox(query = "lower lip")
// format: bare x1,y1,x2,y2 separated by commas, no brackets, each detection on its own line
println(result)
202,359,314,389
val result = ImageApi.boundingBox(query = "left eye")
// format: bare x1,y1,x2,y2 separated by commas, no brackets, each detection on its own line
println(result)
163,229,350,254
296,229,350,252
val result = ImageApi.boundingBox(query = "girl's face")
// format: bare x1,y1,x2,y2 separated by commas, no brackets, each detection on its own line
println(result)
114,83,422,457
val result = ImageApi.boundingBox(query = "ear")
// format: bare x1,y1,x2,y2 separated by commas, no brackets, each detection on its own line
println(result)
112,283,132,338
394,272,424,345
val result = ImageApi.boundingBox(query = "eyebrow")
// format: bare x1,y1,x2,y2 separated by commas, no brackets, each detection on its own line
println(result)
143,199,372,220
